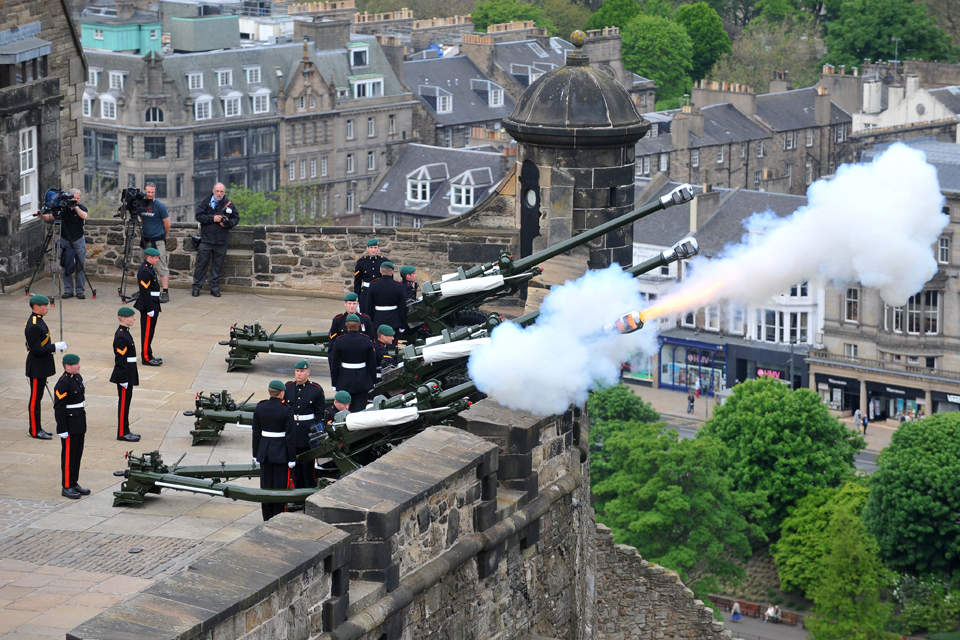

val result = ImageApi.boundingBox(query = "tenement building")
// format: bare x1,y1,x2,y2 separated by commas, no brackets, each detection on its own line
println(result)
0,0,86,286
807,139,960,421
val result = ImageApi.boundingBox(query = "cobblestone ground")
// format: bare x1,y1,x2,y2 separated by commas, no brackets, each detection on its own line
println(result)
0,498,63,537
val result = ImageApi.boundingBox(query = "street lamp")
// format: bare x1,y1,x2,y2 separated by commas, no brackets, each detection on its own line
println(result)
892,36,901,63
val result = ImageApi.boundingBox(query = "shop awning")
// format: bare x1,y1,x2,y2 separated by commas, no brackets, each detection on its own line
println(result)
815,373,860,390
865,381,925,400
931,390,960,405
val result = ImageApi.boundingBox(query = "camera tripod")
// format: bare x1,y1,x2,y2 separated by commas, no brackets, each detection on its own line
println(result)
117,213,142,303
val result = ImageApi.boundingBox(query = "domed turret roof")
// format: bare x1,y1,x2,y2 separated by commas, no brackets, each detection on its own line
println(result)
502,31,649,148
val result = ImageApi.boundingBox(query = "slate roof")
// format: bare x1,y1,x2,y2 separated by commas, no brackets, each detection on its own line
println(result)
756,87,851,132
360,144,506,219
403,55,515,127
929,86,960,117
493,37,571,85
861,138,960,194
636,103,771,156
633,179,705,247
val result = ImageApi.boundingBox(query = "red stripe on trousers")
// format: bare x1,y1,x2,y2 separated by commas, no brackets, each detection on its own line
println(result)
64,435,70,488
143,315,152,359
119,385,127,437
29,379,37,436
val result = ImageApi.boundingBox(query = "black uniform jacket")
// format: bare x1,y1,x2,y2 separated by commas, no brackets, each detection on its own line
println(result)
353,254,387,295
25,312,56,378
109,326,139,385
133,261,162,314
367,277,408,332
284,380,325,447
323,404,343,429
195,197,240,245
328,312,374,343
403,280,418,301
54,372,86,435
252,396,296,465
329,331,377,393
375,342,398,381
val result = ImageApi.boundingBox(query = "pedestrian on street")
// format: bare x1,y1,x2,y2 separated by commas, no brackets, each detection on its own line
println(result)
731,602,741,623
328,292,374,344
142,182,172,303
54,353,89,499
853,408,862,432
110,307,141,442
252,380,296,521
863,415,868,435
695,377,702,399
353,238,386,312
25,294,68,440
284,361,325,489
367,262,407,337
134,248,163,366
329,314,377,412
687,391,695,414
192,183,239,297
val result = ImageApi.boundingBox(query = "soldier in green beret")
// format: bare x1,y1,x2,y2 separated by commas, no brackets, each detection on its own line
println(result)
367,261,407,337
329,292,374,344
134,247,163,367
252,379,296,521
54,354,88,499
400,265,418,301
375,325,398,382
353,238,386,312
284,361,325,488
329,314,377,412
110,307,141,442
25,294,68,439
323,390,352,429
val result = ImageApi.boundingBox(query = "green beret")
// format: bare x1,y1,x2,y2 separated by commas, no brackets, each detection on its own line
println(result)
378,324,395,336
118,306,135,317
346,313,360,323
62,353,80,365
367,238,379,246
381,261,394,270
400,265,416,276
29,294,49,306
268,380,285,391
335,390,352,403
144,248,161,257
294,360,309,370
344,292,359,302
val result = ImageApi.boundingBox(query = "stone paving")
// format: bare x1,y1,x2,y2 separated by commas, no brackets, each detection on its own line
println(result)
0,281,344,638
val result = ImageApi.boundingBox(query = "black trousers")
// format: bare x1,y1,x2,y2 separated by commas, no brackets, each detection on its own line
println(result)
140,312,158,362
60,432,84,489
346,391,369,413
260,462,290,521
28,377,46,436
293,445,315,489
117,384,133,437
193,242,228,291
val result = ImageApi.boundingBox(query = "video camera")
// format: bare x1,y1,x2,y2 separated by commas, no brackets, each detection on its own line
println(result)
36,189,77,219
115,187,149,220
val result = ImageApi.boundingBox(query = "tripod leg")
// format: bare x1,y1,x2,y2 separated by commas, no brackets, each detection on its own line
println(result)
25,225,54,296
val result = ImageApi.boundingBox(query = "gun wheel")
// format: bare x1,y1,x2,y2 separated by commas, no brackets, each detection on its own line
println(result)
440,373,487,404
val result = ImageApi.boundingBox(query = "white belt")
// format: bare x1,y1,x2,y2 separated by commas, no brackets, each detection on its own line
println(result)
66,402,84,409
261,431,285,438
375,305,397,311
295,413,315,421
150,291,161,297
126,357,138,363
342,362,366,369
362,282,370,287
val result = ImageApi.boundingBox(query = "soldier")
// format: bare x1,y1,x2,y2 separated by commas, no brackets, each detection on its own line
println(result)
54,354,88,499
328,293,374,344
25,294,68,440
323,390,352,429
328,314,377,413
134,247,163,366
374,325,398,383
367,262,408,337
400,265,418,301
353,238,386,312
284,361,325,489
252,380,297,521
110,307,141,442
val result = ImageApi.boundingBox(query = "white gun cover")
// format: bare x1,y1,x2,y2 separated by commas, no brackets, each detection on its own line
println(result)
345,407,420,431
421,338,491,364
439,275,504,297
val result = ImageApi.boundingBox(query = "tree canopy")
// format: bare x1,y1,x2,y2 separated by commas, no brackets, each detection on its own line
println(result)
676,3,732,81
823,0,956,69
542,0,592,38
863,412,960,577
621,13,694,102
472,0,551,32
698,377,864,534
585,0,642,30
225,184,279,225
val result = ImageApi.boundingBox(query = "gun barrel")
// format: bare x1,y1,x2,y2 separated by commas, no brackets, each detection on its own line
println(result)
510,184,693,273
234,340,329,359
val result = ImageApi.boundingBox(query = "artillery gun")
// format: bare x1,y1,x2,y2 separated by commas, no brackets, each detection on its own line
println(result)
219,184,695,371
113,378,478,507
184,235,700,445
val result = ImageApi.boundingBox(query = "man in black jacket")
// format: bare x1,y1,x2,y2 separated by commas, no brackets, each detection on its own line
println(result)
284,361,325,489
367,262,408,337
55,353,88,499
252,380,297,521
193,183,240,297
353,238,386,312
110,307,141,442
329,314,377,412
25,294,68,439
328,293,374,345
134,248,162,366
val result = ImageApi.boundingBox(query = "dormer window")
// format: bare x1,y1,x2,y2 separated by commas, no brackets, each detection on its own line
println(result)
187,72,202,90
87,67,101,86
452,185,474,207
351,47,369,67
100,95,117,120
437,95,452,113
216,69,232,87
471,79,505,108
251,88,270,114
109,71,126,91
244,66,261,84
490,89,503,107
408,179,429,201
351,77,383,98
222,92,241,117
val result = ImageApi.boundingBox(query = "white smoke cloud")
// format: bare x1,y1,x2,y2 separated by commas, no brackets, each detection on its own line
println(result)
468,266,658,415
468,143,947,416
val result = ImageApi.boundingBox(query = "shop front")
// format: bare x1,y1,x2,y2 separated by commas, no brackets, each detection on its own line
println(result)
659,337,727,395
815,373,860,415
931,391,960,414
865,381,926,422
727,343,808,390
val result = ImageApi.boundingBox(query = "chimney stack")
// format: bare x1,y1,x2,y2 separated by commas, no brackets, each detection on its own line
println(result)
671,105,704,150
814,86,832,126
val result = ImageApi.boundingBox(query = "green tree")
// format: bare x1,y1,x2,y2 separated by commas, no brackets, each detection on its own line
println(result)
585,0,642,29
895,575,960,634
622,13,694,101
754,0,798,22
698,377,864,535
676,3,731,80
542,0,592,37
823,0,957,69
472,0,549,32
588,382,660,423
707,15,825,92
227,184,279,225
706,0,761,27
805,506,892,640
773,481,869,596
863,412,960,577
594,421,767,593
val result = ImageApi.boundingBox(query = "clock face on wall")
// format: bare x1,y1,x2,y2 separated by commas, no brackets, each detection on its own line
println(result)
525,189,537,208
916,103,926,115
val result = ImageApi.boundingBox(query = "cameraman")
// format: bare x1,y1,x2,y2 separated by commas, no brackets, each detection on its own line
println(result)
142,183,171,303
40,188,88,300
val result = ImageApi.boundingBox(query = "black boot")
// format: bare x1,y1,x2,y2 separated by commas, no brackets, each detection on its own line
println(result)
61,487,81,499
73,484,91,496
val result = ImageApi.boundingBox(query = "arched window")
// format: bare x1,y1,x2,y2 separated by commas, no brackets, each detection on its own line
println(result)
145,107,164,123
